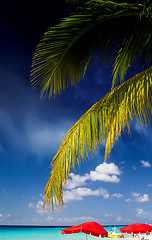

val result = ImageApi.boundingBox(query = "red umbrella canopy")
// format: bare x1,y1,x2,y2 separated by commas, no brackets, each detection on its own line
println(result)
120,223,152,234
62,222,108,237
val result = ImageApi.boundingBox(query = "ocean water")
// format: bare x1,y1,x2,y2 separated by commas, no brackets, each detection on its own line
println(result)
0,225,127,240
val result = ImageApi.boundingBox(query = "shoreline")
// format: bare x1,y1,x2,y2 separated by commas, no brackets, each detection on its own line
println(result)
0,224,127,228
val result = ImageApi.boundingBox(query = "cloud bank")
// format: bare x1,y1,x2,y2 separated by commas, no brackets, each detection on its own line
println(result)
63,162,122,203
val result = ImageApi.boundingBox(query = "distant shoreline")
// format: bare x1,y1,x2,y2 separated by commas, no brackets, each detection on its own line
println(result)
0,224,127,228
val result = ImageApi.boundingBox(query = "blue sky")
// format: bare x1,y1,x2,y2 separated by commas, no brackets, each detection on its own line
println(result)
0,1,152,226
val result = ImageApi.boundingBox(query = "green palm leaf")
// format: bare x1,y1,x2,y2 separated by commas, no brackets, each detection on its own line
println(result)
112,23,152,88
31,0,147,98
43,66,152,211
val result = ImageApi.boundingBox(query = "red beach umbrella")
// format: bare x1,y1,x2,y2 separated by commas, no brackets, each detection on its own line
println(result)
120,223,152,234
62,221,108,238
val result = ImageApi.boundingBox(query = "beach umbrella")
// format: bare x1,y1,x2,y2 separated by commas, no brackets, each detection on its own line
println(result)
120,223,152,234
62,221,108,239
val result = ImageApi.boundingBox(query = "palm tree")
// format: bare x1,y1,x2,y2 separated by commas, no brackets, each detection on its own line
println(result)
31,0,152,211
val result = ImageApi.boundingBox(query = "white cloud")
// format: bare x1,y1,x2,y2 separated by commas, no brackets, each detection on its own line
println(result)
36,201,43,213
99,188,110,199
90,162,122,183
136,208,152,221
62,162,122,203
141,160,151,168
136,208,145,216
147,184,152,187
0,213,11,218
125,192,150,203
31,163,122,208
63,189,83,202
137,194,150,202
0,108,73,162
132,192,140,198
111,193,123,198
90,172,120,183
63,187,109,202
64,162,122,201
133,193,150,202
0,213,11,222
66,173,89,189
125,198,131,202
65,162,122,191
28,201,43,214
29,163,123,208
91,162,121,175
26,124,65,160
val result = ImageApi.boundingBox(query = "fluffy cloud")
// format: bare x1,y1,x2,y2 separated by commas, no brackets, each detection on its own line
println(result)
66,173,89,189
90,162,122,183
125,192,150,202
136,208,145,216
141,160,151,168
136,208,152,221
28,200,43,214
138,194,150,202
36,201,43,213
111,193,123,198
64,187,110,202
63,187,124,203
65,162,122,191
63,162,122,203
133,193,150,202
31,163,122,208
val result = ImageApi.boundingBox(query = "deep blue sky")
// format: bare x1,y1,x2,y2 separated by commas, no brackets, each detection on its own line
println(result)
0,0,152,226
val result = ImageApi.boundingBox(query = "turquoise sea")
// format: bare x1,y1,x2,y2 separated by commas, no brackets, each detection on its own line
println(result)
0,225,128,240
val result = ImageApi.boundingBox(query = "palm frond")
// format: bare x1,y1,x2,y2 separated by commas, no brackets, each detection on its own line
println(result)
31,1,147,99
112,23,152,88
43,66,152,211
